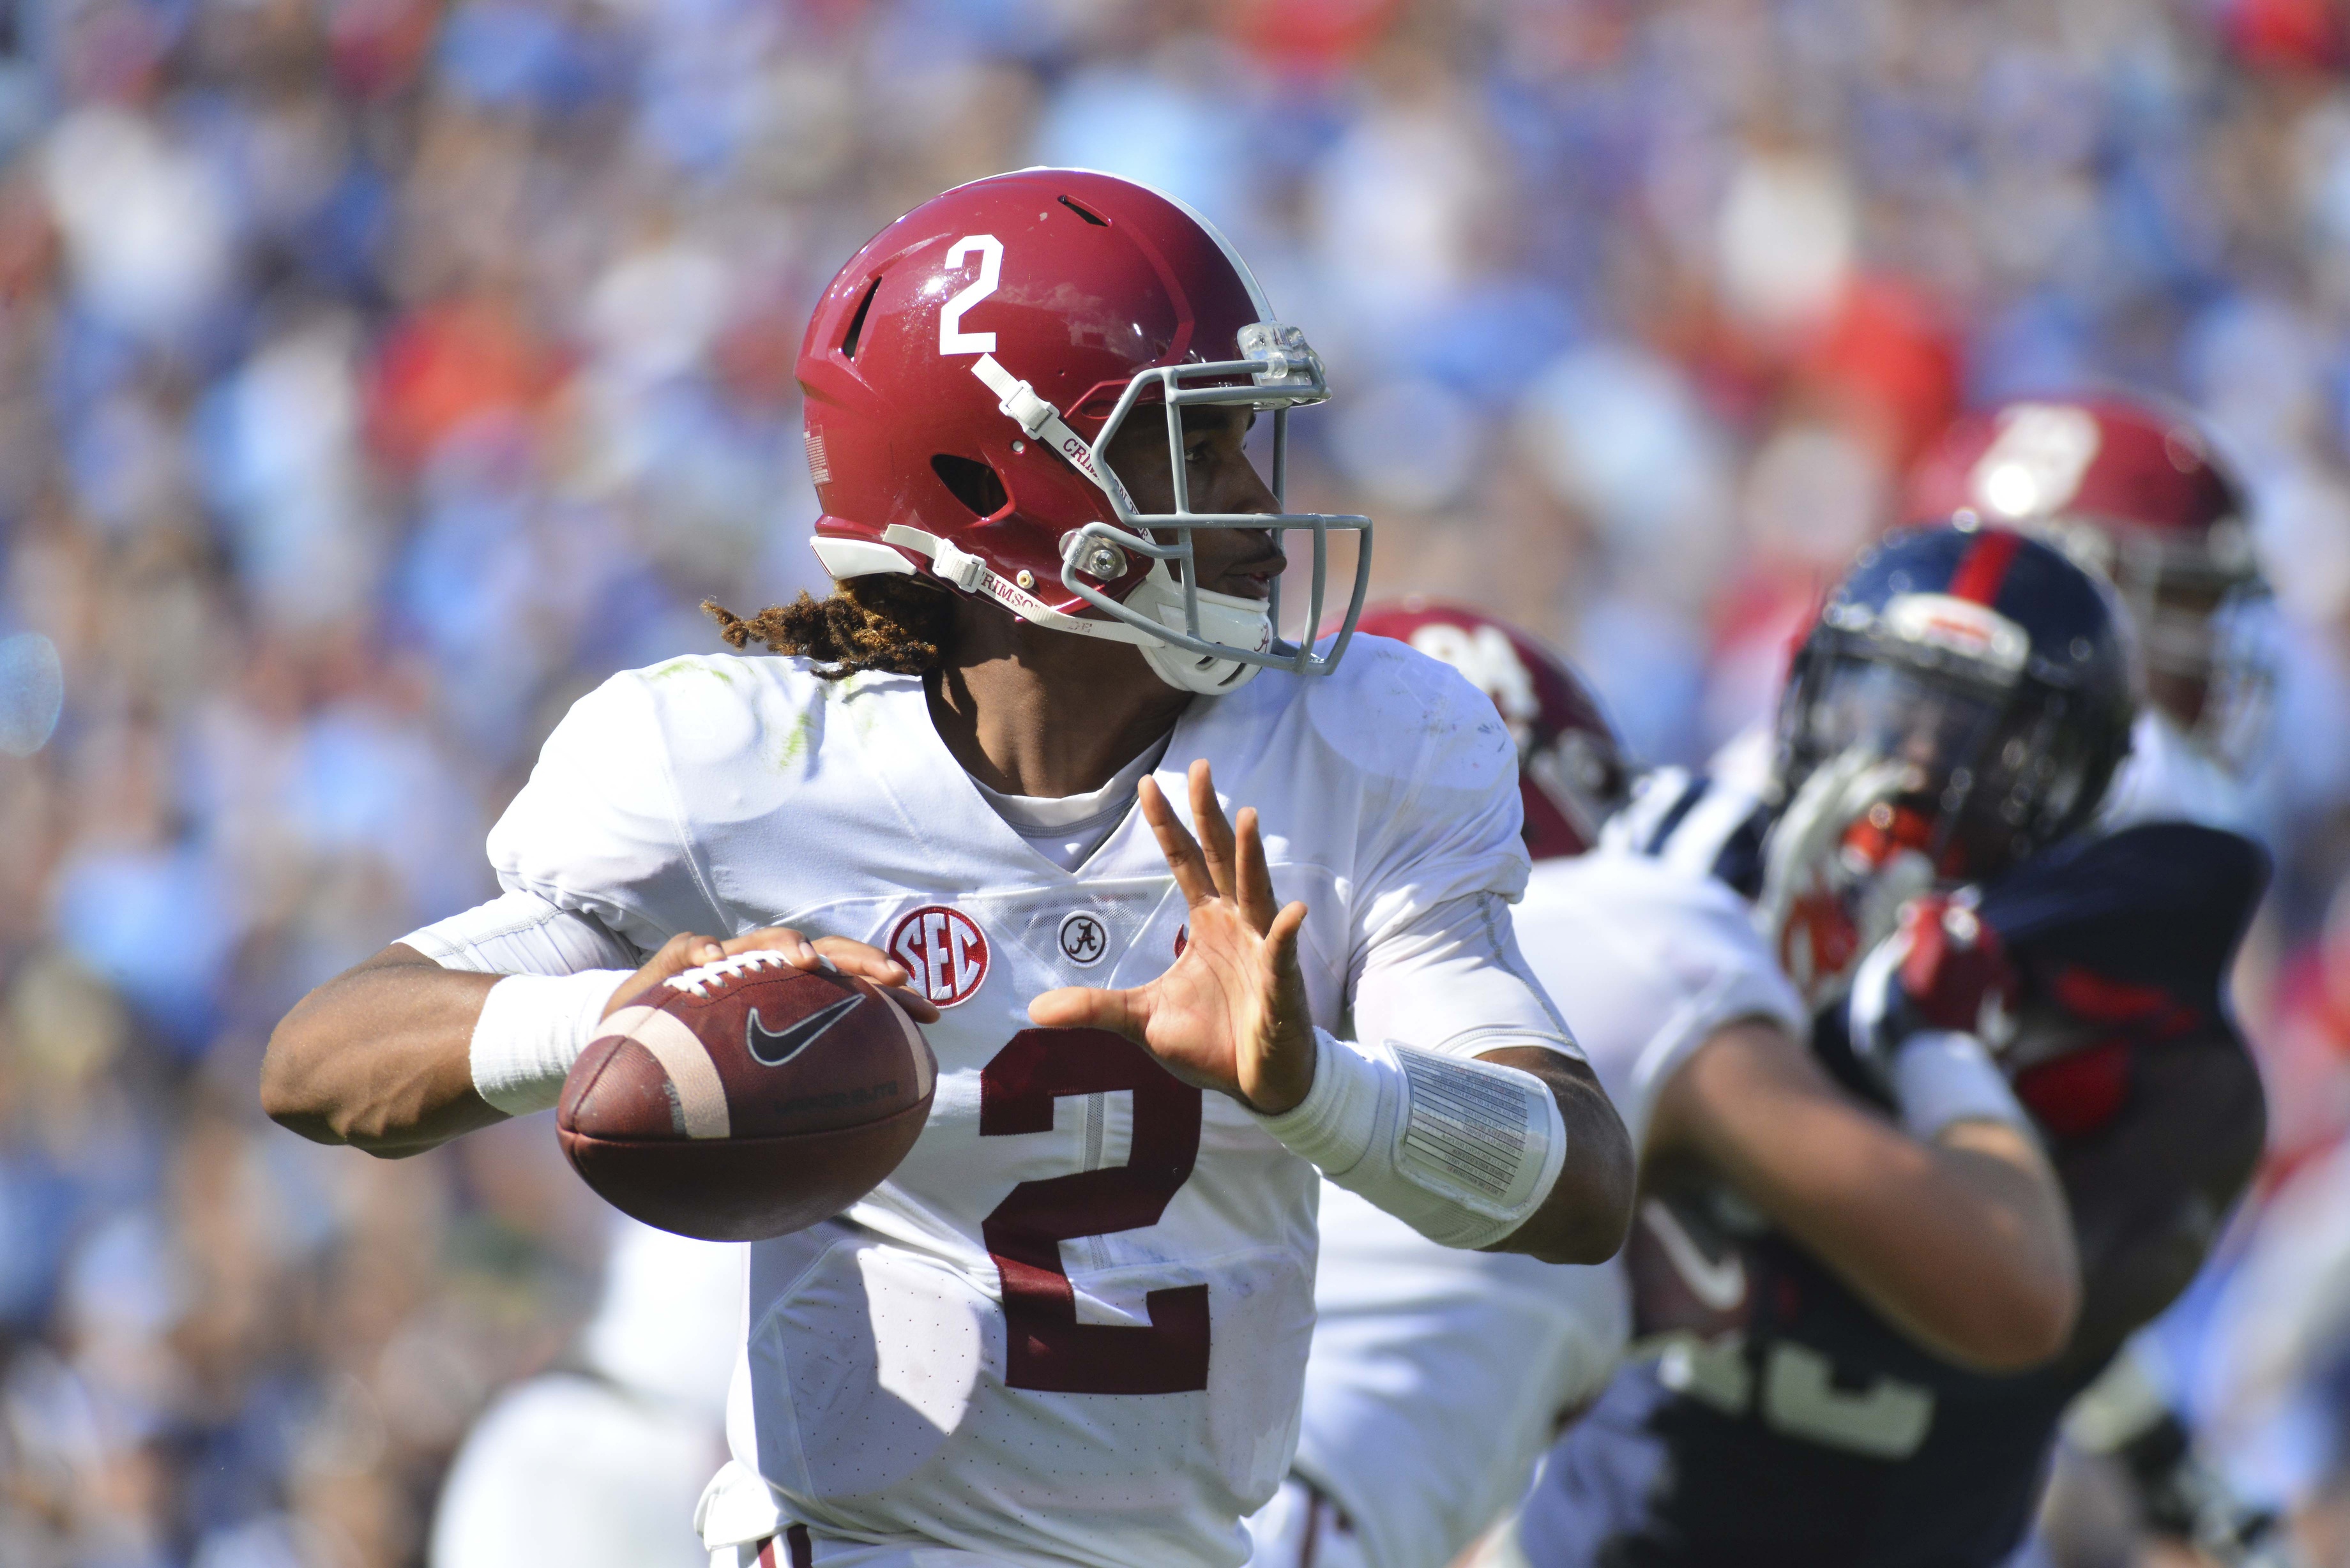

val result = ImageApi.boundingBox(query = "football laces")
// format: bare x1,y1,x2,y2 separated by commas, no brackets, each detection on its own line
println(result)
665,949,802,999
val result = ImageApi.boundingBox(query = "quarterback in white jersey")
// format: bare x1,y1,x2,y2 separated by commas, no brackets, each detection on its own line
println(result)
262,170,1633,1568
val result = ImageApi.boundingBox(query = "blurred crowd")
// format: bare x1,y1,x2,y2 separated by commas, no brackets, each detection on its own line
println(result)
6,0,2350,1563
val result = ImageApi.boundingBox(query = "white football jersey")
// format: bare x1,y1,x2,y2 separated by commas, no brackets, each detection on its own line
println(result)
2096,708,2259,838
1268,850,1800,1568
485,640,1540,1568
1513,850,1804,1154
433,1223,741,1568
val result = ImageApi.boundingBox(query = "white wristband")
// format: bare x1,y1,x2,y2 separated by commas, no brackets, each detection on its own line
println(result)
1888,1030,2032,1143
469,970,635,1117
1253,1028,1567,1251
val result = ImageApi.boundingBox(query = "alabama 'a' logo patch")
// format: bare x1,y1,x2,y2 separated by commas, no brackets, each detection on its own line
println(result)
1057,910,1108,967
888,905,990,1007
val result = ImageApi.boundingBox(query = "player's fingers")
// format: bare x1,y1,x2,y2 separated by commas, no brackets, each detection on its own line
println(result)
602,931,729,1018
1188,760,1239,901
666,930,732,967
1264,900,1309,967
873,984,943,1025
1234,806,1278,932
811,940,941,1023
721,926,821,965
806,935,915,988
1027,983,1148,1043
1141,775,1217,907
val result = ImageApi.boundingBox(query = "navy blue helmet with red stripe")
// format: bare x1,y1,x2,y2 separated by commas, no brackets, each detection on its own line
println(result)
1776,521,2135,881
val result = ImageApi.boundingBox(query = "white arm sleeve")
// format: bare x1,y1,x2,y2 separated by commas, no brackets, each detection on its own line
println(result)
400,890,642,977
1254,649,1601,1247
1254,893,1589,1250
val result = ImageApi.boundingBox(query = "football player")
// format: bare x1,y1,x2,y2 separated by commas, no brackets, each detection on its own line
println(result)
430,1219,741,1568
1247,600,2079,1568
260,170,1636,1568
1904,395,2271,834
1495,523,2270,1568
1907,396,2286,1562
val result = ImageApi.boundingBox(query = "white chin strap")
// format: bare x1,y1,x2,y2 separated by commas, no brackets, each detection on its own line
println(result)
852,520,1269,696
964,351,1273,695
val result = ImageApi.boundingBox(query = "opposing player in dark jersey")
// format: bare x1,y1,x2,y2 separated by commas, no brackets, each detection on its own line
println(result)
1500,522,2270,1568
1906,396,2289,1567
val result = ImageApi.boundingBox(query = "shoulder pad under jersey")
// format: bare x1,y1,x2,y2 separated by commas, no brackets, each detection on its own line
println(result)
1604,767,1771,902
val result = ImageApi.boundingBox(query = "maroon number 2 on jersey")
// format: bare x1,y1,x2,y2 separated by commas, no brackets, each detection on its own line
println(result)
979,1028,1209,1394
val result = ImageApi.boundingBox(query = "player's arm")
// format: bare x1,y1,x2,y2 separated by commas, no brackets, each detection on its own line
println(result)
1647,1017,2079,1371
262,903,925,1158
1467,1047,1637,1263
1036,762,1635,1265
262,942,510,1156
2047,1027,2264,1374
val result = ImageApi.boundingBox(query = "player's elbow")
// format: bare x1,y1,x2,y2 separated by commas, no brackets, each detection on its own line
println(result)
1519,1097,1637,1265
261,1058,439,1159
261,993,421,1157
261,1003,373,1150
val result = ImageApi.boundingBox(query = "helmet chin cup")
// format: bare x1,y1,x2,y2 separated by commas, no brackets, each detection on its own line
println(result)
1124,568,1271,695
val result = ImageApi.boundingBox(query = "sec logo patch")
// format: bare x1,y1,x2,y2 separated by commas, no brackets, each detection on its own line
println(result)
888,905,989,1007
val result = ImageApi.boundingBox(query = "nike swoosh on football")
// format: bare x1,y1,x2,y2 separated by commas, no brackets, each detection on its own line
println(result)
746,993,866,1067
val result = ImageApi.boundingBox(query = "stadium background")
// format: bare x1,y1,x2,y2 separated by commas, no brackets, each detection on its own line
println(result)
4,0,2350,1562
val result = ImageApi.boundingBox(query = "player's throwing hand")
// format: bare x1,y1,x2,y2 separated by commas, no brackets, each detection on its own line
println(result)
1029,759,1317,1114
600,926,942,1023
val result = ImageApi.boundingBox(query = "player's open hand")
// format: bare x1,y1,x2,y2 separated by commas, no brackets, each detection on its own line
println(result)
1029,760,1316,1113
602,926,941,1023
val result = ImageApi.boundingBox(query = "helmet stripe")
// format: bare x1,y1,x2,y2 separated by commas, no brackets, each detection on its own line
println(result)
1948,527,2025,607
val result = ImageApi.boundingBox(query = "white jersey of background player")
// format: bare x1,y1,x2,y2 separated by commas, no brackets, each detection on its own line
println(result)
1244,605,1804,1568
431,1221,743,1568
261,170,1634,1568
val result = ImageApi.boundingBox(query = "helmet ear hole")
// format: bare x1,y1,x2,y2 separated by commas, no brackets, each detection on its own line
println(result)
930,454,1009,518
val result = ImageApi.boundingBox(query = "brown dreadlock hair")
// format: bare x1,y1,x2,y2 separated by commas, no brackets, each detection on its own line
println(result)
704,573,956,679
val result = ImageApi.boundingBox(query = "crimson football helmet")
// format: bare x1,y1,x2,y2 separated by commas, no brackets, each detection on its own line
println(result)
796,169,1371,695
1355,599,1630,860
1904,397,2269,760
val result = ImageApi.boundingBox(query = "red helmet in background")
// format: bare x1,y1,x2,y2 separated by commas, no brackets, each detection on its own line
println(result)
797,168,1370,695
1903,396,2270,759
1355,599,1630,860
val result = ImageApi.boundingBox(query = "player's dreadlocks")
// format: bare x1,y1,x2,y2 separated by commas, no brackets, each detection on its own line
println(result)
704,573,955,679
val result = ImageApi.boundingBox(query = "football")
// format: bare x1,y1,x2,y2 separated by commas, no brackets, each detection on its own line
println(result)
557,952,937,1241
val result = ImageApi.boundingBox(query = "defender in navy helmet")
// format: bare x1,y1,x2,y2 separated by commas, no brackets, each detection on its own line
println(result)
1777,522,2135,884
1508,522,2268,1568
